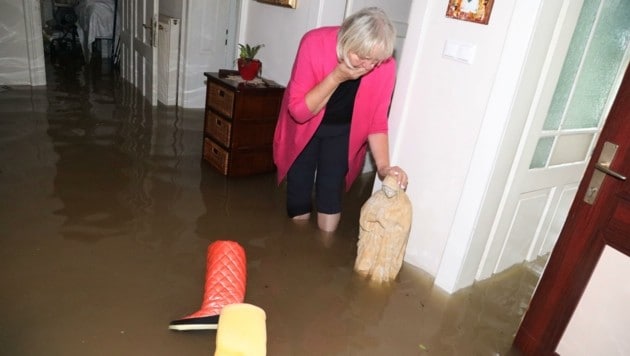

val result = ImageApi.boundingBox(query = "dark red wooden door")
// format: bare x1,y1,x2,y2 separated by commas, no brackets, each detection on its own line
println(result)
513,65,630,354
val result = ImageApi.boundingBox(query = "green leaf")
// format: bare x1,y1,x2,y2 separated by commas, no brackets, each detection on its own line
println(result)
238,43,264,60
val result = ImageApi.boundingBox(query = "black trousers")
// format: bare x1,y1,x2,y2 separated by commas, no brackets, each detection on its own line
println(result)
286,123,350,217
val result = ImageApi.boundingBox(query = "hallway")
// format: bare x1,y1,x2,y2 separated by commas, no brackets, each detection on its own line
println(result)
0,61,533,355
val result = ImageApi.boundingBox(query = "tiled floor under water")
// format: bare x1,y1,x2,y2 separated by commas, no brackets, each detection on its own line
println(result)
0,58,539,355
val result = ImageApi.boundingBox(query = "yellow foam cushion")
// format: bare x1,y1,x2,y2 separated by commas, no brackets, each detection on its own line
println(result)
214,303,267,356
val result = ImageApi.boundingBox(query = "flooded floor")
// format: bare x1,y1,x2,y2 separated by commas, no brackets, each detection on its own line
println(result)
0,58,537,355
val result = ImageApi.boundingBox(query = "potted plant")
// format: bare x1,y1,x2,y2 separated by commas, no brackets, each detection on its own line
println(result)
237,43,264,81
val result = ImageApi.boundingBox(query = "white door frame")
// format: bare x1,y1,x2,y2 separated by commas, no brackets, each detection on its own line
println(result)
477,0,629,280
23,0,46,86
118,0,134,84
132,0,158,105
435,0,570,292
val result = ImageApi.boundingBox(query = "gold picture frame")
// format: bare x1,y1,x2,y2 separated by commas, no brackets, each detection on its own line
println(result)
446,0,495,25
256,0,297,9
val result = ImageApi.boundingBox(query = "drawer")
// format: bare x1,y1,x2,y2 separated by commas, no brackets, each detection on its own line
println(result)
203,138,229,175
229,146,275,176
231,120,276,148
205,111,231,147
207,82,234,118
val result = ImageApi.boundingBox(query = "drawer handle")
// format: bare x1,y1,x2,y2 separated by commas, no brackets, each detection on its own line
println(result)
216,119,222,126
212,147,219,154
218,90,225,97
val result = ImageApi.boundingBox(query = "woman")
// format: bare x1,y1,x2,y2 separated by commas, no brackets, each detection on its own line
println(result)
273,7,408,232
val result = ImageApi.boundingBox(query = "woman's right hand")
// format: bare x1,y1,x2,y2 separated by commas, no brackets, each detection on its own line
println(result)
378,166,408,190
305,61,368,114
331,61,369,83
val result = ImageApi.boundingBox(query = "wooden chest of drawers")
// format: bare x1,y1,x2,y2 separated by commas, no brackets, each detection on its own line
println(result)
202,71,285,176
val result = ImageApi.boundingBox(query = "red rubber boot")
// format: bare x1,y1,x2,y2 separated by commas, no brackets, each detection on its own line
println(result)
169,240,247,331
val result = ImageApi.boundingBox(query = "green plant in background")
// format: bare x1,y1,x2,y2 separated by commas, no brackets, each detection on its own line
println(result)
238,43,264,62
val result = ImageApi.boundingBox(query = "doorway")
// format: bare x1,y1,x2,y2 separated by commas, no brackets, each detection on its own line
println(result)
514,57,630,356
39,0,121,73
42,1,84,68
118,0,240,108
477,0,630,282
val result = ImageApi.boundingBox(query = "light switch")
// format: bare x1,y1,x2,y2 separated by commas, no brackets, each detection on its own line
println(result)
443,40,476,64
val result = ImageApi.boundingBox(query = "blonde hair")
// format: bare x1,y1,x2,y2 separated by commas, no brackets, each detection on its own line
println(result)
336,7,396,68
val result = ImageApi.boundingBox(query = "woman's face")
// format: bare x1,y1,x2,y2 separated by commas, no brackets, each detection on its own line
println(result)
347,51,382,71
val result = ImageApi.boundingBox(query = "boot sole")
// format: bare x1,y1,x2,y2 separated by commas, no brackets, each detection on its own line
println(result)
168,324,218,331
168,314,220,331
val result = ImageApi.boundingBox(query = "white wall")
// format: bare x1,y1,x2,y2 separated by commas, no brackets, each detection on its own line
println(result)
0,1,35,85
239,0,345,86
159,0,183,19
390,0,526,280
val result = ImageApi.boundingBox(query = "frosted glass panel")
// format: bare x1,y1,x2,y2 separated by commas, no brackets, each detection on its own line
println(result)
530,137,554,169
533,0,630,171
549,133,593,166
563,0,630,129
543,0,599,131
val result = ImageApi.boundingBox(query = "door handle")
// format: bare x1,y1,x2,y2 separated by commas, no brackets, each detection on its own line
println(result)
583,141,627,205
594,162,627,181
142,19,157,47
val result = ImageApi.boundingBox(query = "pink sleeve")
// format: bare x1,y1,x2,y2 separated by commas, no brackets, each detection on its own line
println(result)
285,31,328,123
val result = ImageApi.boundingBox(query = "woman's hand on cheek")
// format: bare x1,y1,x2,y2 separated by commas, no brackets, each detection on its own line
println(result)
332,62,368,82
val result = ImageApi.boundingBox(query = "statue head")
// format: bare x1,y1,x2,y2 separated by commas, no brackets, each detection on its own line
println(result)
382,175,399,198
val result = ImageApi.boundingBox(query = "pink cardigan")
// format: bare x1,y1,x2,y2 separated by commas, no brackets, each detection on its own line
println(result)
273,26,396,190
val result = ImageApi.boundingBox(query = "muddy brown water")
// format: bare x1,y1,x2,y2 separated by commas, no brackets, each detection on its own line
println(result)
0,59,533,356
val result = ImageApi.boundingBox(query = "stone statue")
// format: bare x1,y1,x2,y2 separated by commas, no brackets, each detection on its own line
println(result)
354,175,412,283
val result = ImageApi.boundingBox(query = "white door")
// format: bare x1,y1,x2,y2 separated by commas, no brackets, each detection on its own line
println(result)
345,0,412,173
118,0,134,84
345,0,411,61
133,0,158,106
179,0,237,108
24,0,46,86
478,0,630,278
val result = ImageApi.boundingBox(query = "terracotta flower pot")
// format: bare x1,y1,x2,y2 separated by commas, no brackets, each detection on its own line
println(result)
237,59,261,81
